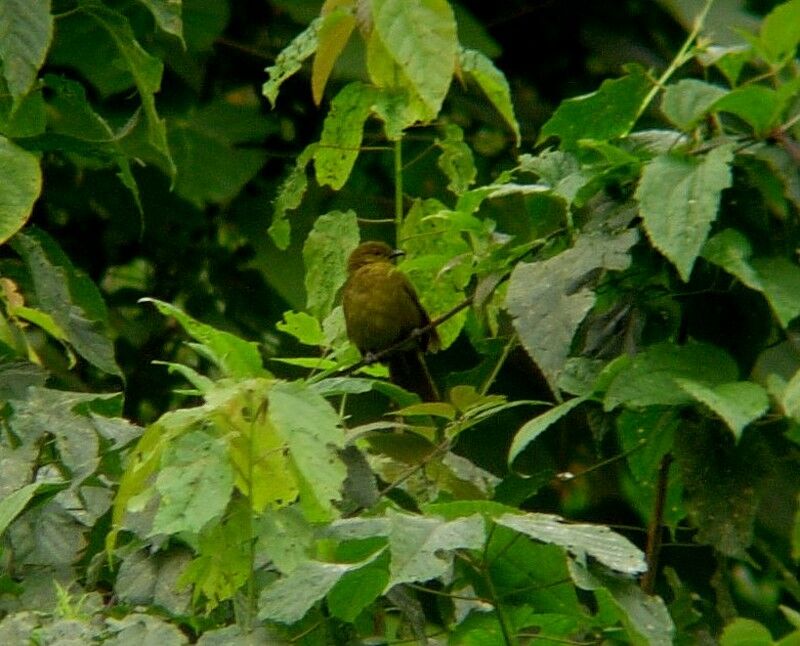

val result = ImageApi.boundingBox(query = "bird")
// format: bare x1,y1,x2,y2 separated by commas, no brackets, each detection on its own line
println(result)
342,241,440,401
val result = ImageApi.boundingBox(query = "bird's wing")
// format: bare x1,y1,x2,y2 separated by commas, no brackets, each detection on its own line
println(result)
399,272,440,352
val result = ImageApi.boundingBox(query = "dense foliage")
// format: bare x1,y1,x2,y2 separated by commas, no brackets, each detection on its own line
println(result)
0,0,799,643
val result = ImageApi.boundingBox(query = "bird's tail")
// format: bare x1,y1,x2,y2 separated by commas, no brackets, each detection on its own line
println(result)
389,350,439,402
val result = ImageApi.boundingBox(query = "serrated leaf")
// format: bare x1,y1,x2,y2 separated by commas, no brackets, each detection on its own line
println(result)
387,510,485,587
436,123,476,194
372,0,457,117
312,6,356,105
269,144,316,250
459,47,520,145
303,210,360,320
268,381,346,521
0,136,41,244
636,144,733,281
497,513,646,574
314,83,376,189
660,79,727,131
676,379,769,440
603,341,739,410
151,430,234,535
81,1,174,176
507,229,638,393
509,397,587,467
538,68,651,150
0,0,53,103
263,18,321,107
142,298,265,378
759,0,800,63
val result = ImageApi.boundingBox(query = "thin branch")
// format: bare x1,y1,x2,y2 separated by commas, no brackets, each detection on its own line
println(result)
338,294,474,376
641,453,672,594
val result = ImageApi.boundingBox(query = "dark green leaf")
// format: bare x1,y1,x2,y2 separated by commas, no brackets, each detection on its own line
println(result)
603,341,739,410
636,144,733,281
0,137,41,244
539,67,651,150
0,0,53,102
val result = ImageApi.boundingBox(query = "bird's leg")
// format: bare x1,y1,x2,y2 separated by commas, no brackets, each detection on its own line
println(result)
362,351,379,365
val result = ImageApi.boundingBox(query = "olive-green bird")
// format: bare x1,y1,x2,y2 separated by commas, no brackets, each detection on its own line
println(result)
342,241,440,401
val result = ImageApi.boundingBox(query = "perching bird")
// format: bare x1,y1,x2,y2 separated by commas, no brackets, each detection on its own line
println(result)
342,241,440,401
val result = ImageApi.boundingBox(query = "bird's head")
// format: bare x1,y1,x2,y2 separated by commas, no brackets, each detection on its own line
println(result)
347,241,404,272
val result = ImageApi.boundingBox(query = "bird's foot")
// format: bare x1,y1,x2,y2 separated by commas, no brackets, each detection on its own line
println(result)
363,351,379,365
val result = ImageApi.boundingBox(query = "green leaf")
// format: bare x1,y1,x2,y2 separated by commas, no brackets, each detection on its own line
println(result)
750,257,800,328
372,0,457,117
674,424,761,557
509,397,588,466
676,379,769,441
151,430,234,535
327,550,389,622
80,1,174,176
702,228,762,291
400,199,472,349
712,85,783,135
136,0,183,43
263,17,320,107
0,0,53,103
660,79,728,131
142,298,265,378
720,618,773,646
636,143,734,281
42,74,141,211
276,310,325,346
759,0,800,63
538,67,651,150
436,123,477,194
0,483,43,536
697,45,751,86
0,136,41,244
168,100,273,207
269,144,316,250
303,210,360,320
569,560,674,646
312,6,356,105
616,408,685,530
507,229,638,392
496,513,646,574
387,510,485,586
258,553,383,624
268,381,346,521
12,228,119,375
603,341,739,410
314,83,376,189
459,47,520,146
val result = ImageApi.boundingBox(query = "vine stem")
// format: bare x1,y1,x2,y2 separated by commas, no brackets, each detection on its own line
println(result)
634,0,716,124
394,138,404,245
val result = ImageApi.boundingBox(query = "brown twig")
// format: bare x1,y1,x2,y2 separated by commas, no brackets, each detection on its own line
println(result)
641,453,673,594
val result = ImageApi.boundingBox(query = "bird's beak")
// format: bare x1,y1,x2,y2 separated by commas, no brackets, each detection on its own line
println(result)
389,248,405,260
